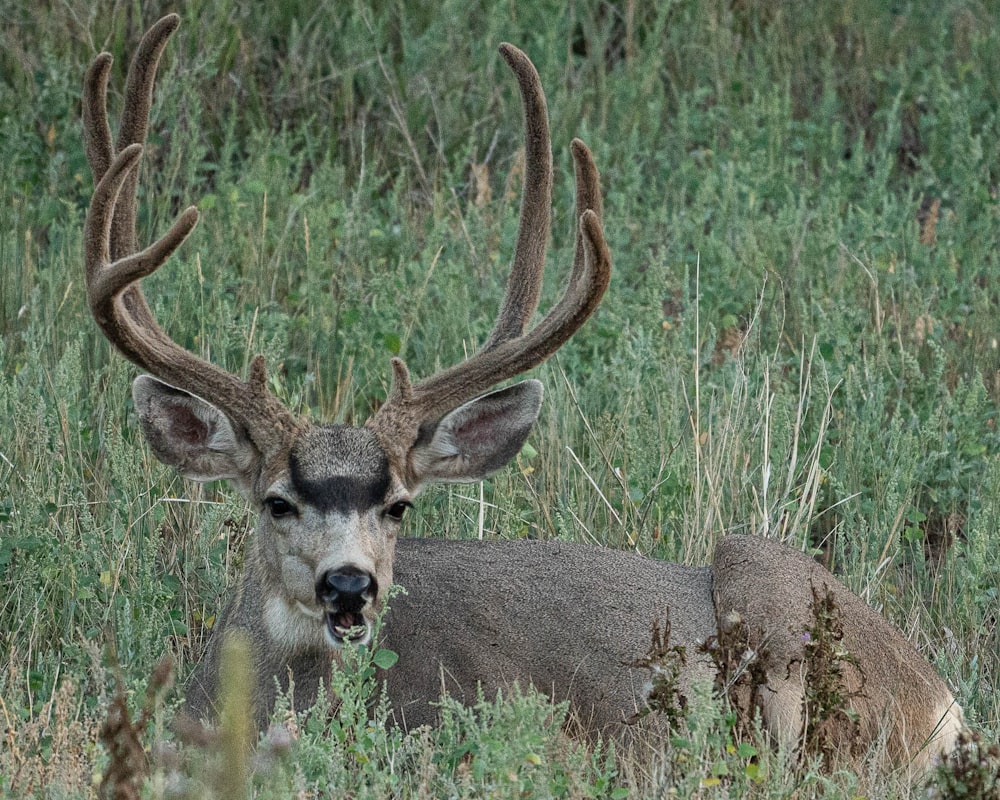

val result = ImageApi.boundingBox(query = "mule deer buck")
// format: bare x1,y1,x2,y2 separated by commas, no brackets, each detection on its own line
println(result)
85,15,962,778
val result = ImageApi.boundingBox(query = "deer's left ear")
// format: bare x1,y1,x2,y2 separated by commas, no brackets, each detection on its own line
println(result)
408,379,543,486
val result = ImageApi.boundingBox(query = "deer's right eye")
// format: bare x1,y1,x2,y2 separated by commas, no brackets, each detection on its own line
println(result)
265,497,296,518
385,500,412,522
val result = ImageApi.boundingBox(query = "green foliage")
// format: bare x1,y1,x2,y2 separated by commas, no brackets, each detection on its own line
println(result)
429,688,616,799
651,681,827,798
2,0,1000,796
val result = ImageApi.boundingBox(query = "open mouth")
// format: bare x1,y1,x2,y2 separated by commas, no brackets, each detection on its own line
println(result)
324,610,371,646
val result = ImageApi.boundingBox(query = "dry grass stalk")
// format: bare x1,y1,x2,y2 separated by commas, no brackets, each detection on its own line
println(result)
99,656,174,800
1,678,95,796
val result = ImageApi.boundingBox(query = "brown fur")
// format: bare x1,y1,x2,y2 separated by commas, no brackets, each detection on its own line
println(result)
183,535,961,781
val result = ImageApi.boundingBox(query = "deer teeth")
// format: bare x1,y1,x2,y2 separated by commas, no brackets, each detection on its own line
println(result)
324,611,370,645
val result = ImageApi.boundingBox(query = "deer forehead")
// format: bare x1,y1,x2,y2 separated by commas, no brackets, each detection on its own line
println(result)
285,424,395,514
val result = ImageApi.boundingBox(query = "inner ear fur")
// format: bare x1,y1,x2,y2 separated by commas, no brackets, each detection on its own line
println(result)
409,379,543,486
132,375,260,484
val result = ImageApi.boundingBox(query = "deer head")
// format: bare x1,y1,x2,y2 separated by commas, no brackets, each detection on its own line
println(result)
83,15,609,656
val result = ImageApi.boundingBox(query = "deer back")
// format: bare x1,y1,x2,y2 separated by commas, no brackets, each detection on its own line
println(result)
382,538,717,737
383,536,962,775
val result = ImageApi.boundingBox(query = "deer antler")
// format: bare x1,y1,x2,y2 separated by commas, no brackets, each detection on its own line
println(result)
83,14,301,459
481,43,553,350
367,44,611,473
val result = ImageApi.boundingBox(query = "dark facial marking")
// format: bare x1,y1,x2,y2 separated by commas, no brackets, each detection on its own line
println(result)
289,425,391,515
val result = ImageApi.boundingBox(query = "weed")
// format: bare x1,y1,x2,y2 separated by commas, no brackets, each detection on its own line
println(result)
700,609,770,746
927,729,1000,800
797,585,864,769
146,635,297,799
629,614,688,731
0,676,97,797
99,655,174,800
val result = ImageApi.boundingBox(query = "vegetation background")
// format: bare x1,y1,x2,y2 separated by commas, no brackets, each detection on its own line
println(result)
0,0,998,796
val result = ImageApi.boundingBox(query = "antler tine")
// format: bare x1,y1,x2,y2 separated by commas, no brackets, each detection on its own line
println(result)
481,43,553,351
82,52,114,185
85,145,194,308
84,14,180,260
83,15,301,458
566,137,603,300
114,14,180,259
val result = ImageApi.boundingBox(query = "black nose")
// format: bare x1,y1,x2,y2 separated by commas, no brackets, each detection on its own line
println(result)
317,568,375,611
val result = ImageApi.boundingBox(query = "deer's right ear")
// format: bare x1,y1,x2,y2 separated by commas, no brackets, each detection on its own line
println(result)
132,375,260,484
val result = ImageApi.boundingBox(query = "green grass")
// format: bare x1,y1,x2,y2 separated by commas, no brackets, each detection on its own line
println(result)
1,0,999,796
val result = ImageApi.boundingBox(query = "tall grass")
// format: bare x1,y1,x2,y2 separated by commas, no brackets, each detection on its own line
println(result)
1,0,999,796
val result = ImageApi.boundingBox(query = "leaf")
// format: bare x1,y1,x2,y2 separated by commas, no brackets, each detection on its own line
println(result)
372,647,399,670
382,332,402,354
736,742,758,758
